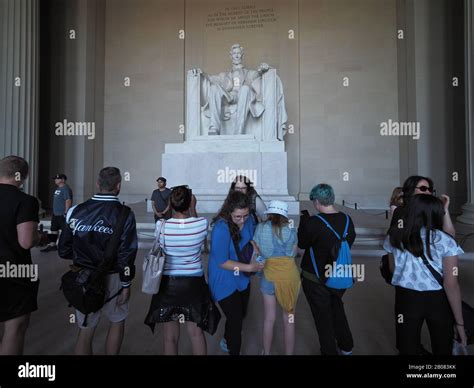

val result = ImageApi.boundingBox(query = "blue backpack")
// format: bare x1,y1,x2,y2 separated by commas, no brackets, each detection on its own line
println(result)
309,213,354,289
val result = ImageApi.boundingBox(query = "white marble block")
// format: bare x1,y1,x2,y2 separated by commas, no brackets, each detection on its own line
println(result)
162,139,299,214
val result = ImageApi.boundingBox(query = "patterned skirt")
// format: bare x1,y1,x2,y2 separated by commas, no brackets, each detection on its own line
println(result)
144,275,220,335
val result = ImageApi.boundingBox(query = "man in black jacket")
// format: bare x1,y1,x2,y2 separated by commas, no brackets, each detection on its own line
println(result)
59,167,138,355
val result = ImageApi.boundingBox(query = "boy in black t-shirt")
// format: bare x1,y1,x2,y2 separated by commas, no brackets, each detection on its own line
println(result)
0,156,47,355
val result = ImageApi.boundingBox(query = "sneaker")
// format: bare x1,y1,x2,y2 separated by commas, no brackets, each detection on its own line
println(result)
220,338,229,353
40,245,57,253
337,347,352,355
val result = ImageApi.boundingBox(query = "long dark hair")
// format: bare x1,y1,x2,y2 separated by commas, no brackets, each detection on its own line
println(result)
212,191,249,243
401,175,434,206
229,175,258,198
389,194,445,260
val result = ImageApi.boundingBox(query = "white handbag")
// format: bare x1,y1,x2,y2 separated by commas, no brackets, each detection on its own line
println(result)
142,221,166,295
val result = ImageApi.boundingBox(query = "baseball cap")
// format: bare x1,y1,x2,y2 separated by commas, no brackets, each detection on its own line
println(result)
52,173,67,180
156,177,166,183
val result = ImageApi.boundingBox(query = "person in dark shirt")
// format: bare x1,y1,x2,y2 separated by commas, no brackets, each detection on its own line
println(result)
151,177,172,222
298,183,356,355
0,156,47,355
41,173,73,252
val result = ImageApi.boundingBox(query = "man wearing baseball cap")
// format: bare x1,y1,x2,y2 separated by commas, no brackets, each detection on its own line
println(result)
150,177,171,222
41,173,73,252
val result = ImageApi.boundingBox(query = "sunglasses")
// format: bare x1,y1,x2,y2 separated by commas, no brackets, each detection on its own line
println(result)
416,185,434,193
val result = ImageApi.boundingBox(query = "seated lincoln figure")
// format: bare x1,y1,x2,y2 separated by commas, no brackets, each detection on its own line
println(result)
191,43,287,137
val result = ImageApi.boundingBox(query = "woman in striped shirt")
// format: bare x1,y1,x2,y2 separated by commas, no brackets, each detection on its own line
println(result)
144,186,216,355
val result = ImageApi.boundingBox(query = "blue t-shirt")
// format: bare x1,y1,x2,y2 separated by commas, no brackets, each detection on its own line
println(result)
253,221,297,258
383,228,464,291
53,184,73,216
208,217,255,302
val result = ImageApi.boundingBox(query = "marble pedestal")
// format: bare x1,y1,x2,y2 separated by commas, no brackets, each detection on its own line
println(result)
162,136,299,214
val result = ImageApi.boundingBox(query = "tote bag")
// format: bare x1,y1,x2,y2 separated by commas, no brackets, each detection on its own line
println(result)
142,221,166,294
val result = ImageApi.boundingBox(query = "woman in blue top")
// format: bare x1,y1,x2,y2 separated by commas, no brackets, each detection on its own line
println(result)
384,194,467,354
209,191,264,355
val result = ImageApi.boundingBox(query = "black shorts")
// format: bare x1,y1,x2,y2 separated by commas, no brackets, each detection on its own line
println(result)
51,214,66,232
0,278,39,322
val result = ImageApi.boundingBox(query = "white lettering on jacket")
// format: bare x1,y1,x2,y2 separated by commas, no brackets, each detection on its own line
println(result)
71,219,114,235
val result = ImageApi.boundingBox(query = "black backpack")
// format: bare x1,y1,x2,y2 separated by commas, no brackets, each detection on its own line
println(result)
60,205,130,326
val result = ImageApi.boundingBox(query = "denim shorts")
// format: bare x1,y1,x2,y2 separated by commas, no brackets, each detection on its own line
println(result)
260,274,275,295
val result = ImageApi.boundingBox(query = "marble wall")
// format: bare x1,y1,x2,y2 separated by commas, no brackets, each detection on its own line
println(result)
102,0,400,207
37,0,467,211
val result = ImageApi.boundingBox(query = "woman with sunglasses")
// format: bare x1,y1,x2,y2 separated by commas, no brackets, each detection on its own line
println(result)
388,176,456,354
208,191,264,355
384,194,467,354
391,176,455,237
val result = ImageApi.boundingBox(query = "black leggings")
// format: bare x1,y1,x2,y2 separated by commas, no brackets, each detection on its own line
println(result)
218,286,250,355
395,286,454,355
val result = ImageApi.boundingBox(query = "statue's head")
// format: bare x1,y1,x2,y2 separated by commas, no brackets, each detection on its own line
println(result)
229,44,244,65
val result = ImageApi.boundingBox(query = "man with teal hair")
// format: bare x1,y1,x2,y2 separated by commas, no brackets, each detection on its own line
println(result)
298,183,356,355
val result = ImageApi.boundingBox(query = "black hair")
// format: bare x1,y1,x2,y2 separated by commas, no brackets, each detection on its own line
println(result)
170,186,191,213
389,194,445,260
229,175,257,197
401,175,434,206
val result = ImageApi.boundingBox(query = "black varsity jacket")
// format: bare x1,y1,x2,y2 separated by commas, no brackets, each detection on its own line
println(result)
58,193,138,287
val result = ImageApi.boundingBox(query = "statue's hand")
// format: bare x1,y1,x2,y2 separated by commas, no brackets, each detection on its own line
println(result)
258,63,270,74
191,68,203,77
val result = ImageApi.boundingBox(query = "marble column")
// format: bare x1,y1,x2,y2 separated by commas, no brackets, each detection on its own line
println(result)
458,0,474,226
0,0,39,195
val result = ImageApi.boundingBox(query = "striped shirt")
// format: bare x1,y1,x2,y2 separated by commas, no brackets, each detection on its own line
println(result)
155,217,208,276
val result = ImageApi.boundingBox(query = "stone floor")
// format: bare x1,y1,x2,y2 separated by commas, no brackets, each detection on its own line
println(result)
4,247,473,356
